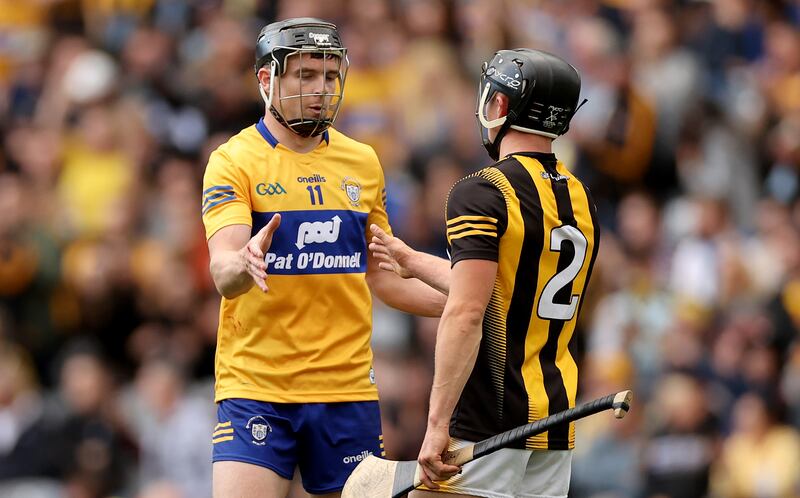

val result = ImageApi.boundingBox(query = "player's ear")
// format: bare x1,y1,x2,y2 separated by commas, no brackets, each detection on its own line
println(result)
257,66,272,93
487,93,509,121
494,93,510,119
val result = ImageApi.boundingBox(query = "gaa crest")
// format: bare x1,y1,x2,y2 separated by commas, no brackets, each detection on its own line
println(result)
246,415,272,445
341,177,361,207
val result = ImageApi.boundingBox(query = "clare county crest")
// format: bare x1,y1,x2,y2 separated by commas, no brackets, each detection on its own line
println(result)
246,416,272,446
341,177,361,207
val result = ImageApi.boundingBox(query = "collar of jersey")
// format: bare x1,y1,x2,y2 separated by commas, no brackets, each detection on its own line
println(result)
507,151,556,162
256,117,330,151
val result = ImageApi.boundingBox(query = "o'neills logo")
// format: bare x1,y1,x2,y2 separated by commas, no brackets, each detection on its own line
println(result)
297,174,326,183
343,450,373,464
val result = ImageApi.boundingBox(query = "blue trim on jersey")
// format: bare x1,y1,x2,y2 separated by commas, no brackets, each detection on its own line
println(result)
213,399,383,494
203,190,234,207
204,185,233,195
202,197,235,215
251,209,367,275
256,118,279,148
256,118,330,148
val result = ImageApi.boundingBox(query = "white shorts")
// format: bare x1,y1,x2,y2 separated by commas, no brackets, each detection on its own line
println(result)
418,438,573,498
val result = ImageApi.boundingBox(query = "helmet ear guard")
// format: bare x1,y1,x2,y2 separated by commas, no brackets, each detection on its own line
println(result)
476,49,585,160
254,18,349,138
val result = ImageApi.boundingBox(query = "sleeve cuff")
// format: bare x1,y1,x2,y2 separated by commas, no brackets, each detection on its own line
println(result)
450,249,499,267
204,216,253,240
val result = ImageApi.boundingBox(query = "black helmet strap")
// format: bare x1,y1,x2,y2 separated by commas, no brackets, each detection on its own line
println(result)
485,110,515,161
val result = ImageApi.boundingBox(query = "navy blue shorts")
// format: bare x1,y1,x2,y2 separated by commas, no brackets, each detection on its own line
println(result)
212,399,384,494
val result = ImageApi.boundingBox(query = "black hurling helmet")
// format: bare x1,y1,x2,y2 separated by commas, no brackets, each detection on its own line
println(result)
477,48,584,160
255,18,349,137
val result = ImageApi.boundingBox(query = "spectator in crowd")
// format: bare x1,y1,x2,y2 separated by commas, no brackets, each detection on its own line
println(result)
711,392,800,498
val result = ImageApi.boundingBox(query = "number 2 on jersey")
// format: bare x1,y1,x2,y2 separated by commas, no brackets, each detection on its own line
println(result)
307,185,324,205
537,225,588,321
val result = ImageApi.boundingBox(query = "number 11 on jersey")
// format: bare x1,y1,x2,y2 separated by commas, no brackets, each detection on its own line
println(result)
307,185,324,205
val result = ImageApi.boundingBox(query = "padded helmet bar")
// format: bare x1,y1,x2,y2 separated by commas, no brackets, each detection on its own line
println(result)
255,18,344,74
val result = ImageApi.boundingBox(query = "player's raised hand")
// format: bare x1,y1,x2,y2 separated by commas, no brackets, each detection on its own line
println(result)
369,224,414,279
242,213,281,292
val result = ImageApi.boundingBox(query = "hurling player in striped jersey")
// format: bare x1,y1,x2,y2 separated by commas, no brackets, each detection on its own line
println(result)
369,49,598,498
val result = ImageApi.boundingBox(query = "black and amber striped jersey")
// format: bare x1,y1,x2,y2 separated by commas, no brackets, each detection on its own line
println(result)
445,152,599,450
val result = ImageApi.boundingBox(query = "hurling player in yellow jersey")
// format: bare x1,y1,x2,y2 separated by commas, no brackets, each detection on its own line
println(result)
202,18,445,498
370,50,598,498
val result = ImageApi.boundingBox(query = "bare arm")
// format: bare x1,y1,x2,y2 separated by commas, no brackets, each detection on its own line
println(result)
417,258,497,488
366,246,446,317
207,214,281,299
368,224,452,295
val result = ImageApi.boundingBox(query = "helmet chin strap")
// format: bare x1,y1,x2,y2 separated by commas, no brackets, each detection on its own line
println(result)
478,82,514,161
258,61,308,136
258,61,277,108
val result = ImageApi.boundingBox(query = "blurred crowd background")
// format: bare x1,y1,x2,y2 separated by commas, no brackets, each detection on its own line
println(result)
1,0,800,497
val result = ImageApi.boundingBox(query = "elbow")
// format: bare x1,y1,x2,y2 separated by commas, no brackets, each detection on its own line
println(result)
213,275,246,300
365,271,378,293
366,270,389,301
443,301,486,329
217,284,243,300
214,278,249,300
209,261,225,297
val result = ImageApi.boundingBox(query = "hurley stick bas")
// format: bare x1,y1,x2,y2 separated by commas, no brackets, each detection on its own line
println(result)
341,390,633,498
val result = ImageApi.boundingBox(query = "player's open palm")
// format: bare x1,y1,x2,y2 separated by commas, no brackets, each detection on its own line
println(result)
242,213,281,292
369,224,414,279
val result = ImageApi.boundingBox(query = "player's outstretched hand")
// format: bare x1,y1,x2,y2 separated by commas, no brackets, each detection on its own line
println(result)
369,224,414,279
242,213,281,292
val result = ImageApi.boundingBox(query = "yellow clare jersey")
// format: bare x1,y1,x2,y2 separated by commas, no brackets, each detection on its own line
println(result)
202,118,390,403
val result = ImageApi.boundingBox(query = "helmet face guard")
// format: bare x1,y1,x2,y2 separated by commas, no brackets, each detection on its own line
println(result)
259,47,348,138
255,18,349,138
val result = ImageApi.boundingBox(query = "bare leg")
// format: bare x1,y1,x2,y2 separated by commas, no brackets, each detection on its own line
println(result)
213,460,292,498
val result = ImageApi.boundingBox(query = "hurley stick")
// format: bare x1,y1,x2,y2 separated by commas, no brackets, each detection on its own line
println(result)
341,390,633,498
